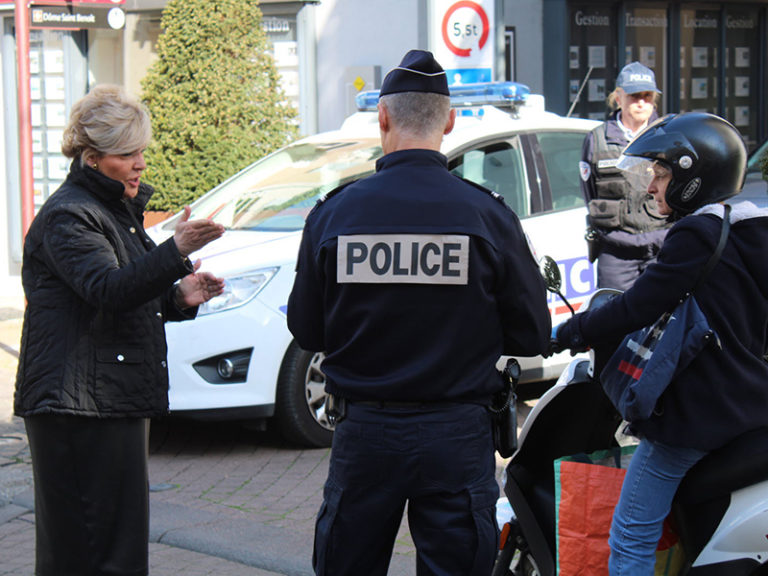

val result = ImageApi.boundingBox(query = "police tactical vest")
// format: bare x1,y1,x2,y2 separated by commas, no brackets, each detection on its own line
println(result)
588,122,667,234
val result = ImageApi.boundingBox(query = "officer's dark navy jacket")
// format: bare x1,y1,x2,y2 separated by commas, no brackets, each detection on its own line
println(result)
288,149,551,405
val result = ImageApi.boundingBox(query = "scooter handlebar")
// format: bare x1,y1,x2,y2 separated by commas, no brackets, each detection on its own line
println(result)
548,324,588,357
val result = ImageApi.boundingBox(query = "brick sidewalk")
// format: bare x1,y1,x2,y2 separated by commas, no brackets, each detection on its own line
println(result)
0,284,520,575
0,292,412,575
0,290,291,575
0,514,286,576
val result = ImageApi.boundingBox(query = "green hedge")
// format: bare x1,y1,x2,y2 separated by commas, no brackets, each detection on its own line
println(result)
141,0,297,212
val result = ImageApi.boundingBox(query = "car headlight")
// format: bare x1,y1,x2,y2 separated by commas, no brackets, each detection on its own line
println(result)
198,267,279,316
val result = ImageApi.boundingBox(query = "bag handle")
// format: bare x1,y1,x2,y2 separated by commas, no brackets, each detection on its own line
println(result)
693,203,731,292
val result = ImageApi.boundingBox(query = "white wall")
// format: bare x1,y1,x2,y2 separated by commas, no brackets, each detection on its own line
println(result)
314,0,424,132
503,0,544,94
313,0,548,132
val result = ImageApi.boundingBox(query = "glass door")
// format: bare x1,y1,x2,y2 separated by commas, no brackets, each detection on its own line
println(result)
679,5,721,116
568,3,620,121
723,5,761,151
624,2,668,116
29,28,87,209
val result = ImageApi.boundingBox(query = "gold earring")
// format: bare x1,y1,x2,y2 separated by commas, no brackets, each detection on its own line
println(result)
92,164,98,169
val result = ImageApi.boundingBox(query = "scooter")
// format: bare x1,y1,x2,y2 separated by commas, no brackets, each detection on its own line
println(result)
492,257,768,576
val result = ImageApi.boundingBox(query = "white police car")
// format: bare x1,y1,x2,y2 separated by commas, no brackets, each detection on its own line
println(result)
148,83,600,447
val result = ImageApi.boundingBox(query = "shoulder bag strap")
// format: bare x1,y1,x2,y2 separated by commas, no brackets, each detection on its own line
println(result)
693,203,731,292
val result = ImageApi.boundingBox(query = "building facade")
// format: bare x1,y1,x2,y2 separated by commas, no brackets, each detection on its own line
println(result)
547,0,767,152
1,0,767,286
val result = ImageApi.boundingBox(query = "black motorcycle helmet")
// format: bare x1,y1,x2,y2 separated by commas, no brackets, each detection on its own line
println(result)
617,112,747,216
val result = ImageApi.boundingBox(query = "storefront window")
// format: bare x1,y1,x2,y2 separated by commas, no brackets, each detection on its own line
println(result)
724,5,761,150
679,5,721,116
624,2,667,115
29,30,86,208
263,15,299,113
568,4,619,121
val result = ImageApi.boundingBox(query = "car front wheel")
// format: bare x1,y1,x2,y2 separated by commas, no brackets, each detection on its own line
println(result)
274,342,334,447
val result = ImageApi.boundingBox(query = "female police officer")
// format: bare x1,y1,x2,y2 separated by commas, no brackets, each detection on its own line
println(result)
288,50,551,576
580,62,670,289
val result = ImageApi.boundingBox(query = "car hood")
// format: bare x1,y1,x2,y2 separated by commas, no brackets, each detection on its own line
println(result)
147,226,302,276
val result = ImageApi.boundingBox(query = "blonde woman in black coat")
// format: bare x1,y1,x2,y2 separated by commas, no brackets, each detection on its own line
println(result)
15,85,225,576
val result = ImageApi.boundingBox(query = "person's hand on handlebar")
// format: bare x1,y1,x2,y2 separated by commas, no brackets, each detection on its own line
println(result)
546,318,589,357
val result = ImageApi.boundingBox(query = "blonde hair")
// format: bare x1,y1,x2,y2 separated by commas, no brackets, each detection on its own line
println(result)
61,85,151,164
607,87,660,111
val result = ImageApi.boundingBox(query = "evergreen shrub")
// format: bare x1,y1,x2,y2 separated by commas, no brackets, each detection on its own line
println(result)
141,0,297,212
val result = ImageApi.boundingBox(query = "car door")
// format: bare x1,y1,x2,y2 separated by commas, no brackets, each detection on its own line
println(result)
448,130,595,383
448,130,595,315
523,130,596,316
448,136,535,217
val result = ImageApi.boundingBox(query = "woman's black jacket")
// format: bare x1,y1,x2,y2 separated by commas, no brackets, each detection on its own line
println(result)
14,161,195,418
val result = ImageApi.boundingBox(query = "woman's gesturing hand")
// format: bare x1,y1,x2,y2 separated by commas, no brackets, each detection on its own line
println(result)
175,259,226,309
173,206,225,257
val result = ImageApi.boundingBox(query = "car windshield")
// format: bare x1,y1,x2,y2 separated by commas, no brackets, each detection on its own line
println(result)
185,138,382,231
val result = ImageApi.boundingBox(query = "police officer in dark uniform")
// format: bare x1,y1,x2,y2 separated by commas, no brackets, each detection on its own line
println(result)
580,61,671,290
287,50,551,576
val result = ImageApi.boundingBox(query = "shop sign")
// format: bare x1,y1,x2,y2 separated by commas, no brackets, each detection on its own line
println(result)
682,14,718,29
625,13,667,28
430,0,495,85
263,18,291,34
30,4,126,30
573,10,610,27
726,15,756,29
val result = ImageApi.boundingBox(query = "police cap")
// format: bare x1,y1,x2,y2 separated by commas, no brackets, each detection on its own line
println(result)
616,61,661,94
380,50,449,97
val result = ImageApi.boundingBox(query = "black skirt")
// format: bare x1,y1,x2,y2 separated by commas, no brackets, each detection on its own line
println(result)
25,414,150,576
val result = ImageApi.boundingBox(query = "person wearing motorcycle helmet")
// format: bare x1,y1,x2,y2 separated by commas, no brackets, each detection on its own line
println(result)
555,112,768,575
615,111,748,218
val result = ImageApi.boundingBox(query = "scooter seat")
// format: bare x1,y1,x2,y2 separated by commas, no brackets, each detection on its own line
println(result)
676,427,768,506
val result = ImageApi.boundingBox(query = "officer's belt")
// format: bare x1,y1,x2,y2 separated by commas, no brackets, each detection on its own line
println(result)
351,400,460,409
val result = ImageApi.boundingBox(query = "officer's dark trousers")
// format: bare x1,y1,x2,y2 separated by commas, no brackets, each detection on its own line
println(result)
25,414,150,576
313,402,499,576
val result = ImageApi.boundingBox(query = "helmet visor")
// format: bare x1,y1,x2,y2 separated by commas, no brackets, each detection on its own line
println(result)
616,154,654,190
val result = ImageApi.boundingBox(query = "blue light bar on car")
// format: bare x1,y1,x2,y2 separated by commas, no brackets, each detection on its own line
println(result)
355,82,530,112
449,82,530,107
355,91,381,112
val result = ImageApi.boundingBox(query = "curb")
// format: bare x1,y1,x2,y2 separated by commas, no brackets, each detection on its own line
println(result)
8,489,416,576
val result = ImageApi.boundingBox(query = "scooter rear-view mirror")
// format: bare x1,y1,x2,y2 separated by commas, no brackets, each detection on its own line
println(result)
540,255,575,315
540,255,562,293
